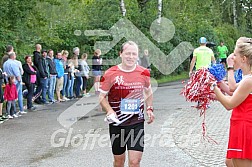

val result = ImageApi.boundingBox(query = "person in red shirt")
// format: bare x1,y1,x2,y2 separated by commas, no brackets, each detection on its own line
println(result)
4,76,18,119
99,41,154,167
211,37,252,167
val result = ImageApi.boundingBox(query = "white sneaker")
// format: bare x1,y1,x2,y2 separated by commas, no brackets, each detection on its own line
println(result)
13,114,19,118
83,94,91,97
7,115,13,119
63,96,70,101
20,111,27,114
15,112,21,117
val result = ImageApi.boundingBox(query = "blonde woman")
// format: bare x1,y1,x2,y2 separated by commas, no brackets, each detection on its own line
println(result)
61,50,70,101
66,56,76,99
79,53,90,97
212,37,252,167
72,47,83,98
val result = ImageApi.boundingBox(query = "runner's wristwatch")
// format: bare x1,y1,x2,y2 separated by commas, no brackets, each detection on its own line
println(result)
147,106,154,112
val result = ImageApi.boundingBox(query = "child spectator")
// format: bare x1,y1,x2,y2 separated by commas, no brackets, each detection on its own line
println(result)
4,76,18,119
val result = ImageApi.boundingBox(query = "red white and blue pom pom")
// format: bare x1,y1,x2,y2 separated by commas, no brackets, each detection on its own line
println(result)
208,63,226,82
181,68,218,143
181,68,216,111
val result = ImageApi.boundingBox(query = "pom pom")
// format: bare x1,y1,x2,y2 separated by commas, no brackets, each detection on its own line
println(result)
208,64,226,82
181,69,218,144
181,68,216,111
235,69,243,83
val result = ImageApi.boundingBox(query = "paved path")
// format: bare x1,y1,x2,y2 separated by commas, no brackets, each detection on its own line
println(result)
0,81,231,167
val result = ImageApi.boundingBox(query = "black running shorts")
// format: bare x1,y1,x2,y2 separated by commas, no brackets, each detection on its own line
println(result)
109,122,144,155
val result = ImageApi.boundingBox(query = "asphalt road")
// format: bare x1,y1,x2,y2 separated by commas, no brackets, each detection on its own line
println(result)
0,81,230,167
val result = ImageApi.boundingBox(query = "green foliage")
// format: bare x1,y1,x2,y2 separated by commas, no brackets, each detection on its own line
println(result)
0,0,252,81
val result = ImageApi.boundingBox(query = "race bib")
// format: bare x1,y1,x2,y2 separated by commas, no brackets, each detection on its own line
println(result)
120,98,140,114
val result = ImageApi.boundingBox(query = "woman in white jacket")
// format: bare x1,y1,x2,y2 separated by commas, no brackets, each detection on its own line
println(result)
79,53,90,97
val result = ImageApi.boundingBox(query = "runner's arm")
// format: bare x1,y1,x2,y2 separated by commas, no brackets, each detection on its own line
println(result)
99,92,115,115
189,56,196,74
144,87,154,124
144,87,153,107
211,55,216,64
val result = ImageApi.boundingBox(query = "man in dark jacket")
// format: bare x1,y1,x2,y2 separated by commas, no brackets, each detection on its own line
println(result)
33,44,42,104
33,44,42,68
37,50,50,104
47,49,57,102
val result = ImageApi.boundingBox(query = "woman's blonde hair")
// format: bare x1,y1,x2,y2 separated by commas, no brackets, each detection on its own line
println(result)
81,53,88,59
62,50,69,57
94,49,101,56
236,37,252,66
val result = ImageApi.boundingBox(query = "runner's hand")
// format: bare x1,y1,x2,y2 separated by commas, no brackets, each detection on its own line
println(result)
146,110,154,124
189,71,193,77
104,112,120,124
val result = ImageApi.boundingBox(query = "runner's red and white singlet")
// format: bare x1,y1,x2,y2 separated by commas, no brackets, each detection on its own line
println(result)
100,65,151,126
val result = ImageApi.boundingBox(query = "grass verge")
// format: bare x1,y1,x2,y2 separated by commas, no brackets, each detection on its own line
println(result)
156,71,189,84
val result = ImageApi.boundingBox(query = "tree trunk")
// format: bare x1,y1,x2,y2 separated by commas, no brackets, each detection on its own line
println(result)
120,0,126,17
233,0,238,28
157,0,162,24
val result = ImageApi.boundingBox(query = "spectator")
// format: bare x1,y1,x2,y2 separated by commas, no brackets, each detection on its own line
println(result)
2,45,14,67
3,52,26,114
73,47,83,98
22,55,37,111
139,49,150,69
0,68,7,123
61,50,70,101
37,50,50,104
14,53,24,114
66,56,76,99
3,46,24,113
47,50,57,103
33,44,43,104
79,53,90,97
92,49,102,95
211,37,252,167
33,44,42,68
4,76,18,119
54,52,65,102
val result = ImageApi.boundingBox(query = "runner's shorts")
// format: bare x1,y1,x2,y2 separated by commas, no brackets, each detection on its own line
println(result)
109,122,144,155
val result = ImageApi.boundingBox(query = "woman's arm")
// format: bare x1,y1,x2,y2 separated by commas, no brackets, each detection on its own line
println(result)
213,78,252,110
226,53,239,92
